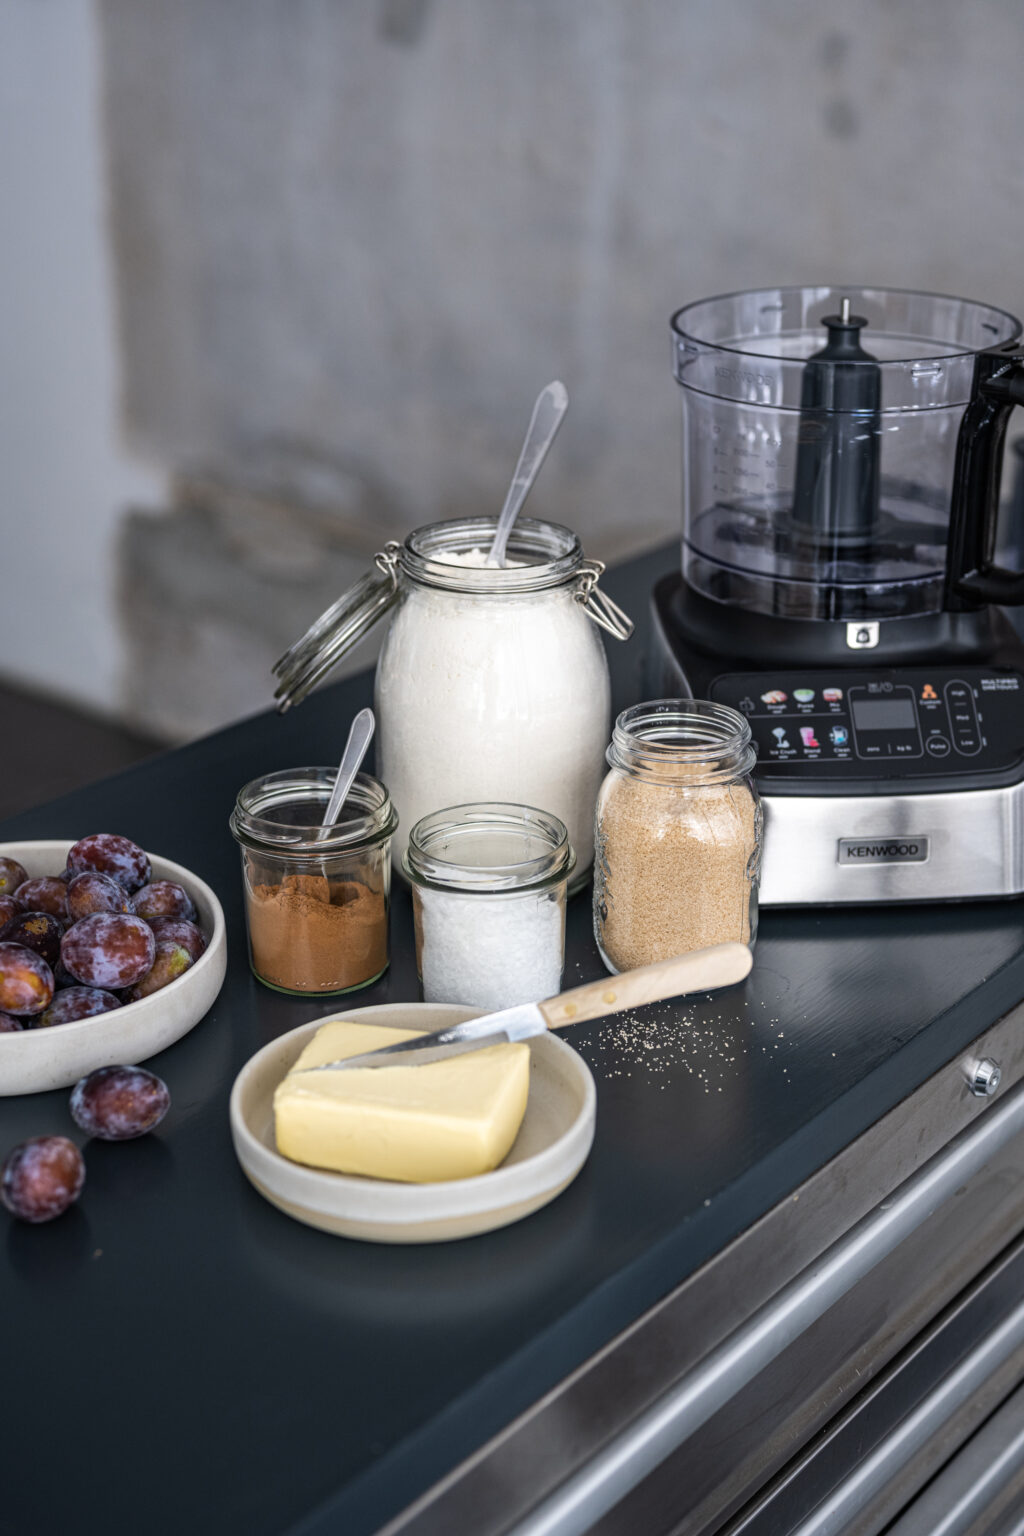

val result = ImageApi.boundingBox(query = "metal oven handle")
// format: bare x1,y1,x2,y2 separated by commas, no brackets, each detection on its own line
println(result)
506,1076,1024,1536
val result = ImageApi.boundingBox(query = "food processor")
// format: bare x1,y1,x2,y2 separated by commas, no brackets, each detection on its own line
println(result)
652,285,1024,904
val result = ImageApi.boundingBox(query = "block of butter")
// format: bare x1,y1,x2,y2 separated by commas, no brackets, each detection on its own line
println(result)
273,1021,531,1184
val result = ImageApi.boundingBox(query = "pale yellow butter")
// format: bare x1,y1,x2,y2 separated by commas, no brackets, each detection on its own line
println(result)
273,1021,530,1183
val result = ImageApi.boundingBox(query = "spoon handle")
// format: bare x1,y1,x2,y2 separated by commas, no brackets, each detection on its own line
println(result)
486,381,569,568
317,707,376,841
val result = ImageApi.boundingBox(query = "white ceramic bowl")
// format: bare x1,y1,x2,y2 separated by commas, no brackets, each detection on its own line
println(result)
230,1003,596,1243
0,840,227,1095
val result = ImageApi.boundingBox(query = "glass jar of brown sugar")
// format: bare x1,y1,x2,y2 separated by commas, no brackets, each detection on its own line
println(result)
229,767,397,995
593,700,762,974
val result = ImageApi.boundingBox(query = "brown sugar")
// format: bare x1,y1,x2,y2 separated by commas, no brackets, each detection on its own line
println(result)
595,775,759,972
246,873,388,993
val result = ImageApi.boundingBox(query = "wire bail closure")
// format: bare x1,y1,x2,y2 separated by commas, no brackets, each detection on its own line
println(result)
374,543,402,584
273,538,633,714
574,560,635,640
272,542,402,713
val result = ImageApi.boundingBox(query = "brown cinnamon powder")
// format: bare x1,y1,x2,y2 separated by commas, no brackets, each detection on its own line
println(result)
246,873,388,993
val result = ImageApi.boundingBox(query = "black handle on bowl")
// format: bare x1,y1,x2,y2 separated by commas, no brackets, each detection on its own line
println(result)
944,342,1024,610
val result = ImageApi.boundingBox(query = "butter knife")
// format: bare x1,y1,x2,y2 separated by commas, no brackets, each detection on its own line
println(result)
309,941,753,1072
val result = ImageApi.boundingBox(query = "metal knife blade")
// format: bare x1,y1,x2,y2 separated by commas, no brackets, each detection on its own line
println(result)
306,1002,547,1072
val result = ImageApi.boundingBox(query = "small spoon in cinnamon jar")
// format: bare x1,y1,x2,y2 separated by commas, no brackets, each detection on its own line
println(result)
318,707,376,844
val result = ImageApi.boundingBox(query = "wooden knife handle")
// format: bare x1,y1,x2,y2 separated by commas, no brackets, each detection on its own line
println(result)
538,942,753,1031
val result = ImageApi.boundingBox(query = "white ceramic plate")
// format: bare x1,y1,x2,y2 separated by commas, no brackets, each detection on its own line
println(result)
230,1003,596,1243
0,840,227,1095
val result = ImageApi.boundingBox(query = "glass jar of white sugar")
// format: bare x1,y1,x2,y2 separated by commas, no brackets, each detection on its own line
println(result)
273,516,633,891
404,803,574,1009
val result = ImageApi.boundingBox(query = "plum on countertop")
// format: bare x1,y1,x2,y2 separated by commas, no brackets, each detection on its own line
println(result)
1,1136,85,1222
70,1066,170,1141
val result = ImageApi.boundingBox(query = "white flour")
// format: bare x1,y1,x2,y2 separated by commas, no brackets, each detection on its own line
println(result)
433,548,524,568
376,582,610,878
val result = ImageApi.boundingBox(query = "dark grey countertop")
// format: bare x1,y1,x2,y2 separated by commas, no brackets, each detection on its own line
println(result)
4,544,1024,1536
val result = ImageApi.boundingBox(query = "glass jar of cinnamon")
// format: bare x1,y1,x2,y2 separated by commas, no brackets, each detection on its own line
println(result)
229,767,397,995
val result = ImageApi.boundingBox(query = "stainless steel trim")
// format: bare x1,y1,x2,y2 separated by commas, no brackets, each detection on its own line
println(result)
759,780,1024,903
503,1081,1024,1536
381,1003,1024,1536
784,1310,1024,1536
722,1233,1024,1536
886,1379,1024,1536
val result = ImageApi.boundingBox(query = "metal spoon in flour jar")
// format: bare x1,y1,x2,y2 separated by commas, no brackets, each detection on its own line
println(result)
485,380,569,568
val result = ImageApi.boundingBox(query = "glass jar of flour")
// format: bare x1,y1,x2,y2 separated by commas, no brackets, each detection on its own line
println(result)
274,517,632,888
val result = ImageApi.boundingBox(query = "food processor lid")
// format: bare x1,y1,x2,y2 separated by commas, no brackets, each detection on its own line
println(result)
671,286,1022,411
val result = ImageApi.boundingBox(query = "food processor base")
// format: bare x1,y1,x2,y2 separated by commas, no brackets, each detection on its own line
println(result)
647,574,1024,906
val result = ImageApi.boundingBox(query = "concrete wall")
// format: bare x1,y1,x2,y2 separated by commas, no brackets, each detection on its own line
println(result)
100,0,1024,553
5,0,1024,736
0,0,164,717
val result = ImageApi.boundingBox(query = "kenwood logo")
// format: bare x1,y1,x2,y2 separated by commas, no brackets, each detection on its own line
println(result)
838,838,929,865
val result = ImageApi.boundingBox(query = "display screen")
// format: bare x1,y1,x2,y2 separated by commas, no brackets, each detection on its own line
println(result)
851,697,916,731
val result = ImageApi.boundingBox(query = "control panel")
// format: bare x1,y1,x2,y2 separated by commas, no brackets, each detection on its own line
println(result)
709,667,1024,781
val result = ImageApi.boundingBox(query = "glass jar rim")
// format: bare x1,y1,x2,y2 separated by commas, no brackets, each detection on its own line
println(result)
403,802,575,893
400,516,584,595
229,768,397,855
608,699,756,783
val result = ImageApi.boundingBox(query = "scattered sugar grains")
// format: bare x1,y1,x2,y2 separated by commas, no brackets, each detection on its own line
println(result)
578,993,797,1092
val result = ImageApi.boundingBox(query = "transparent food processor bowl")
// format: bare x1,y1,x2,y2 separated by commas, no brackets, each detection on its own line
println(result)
671,286,1021,622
